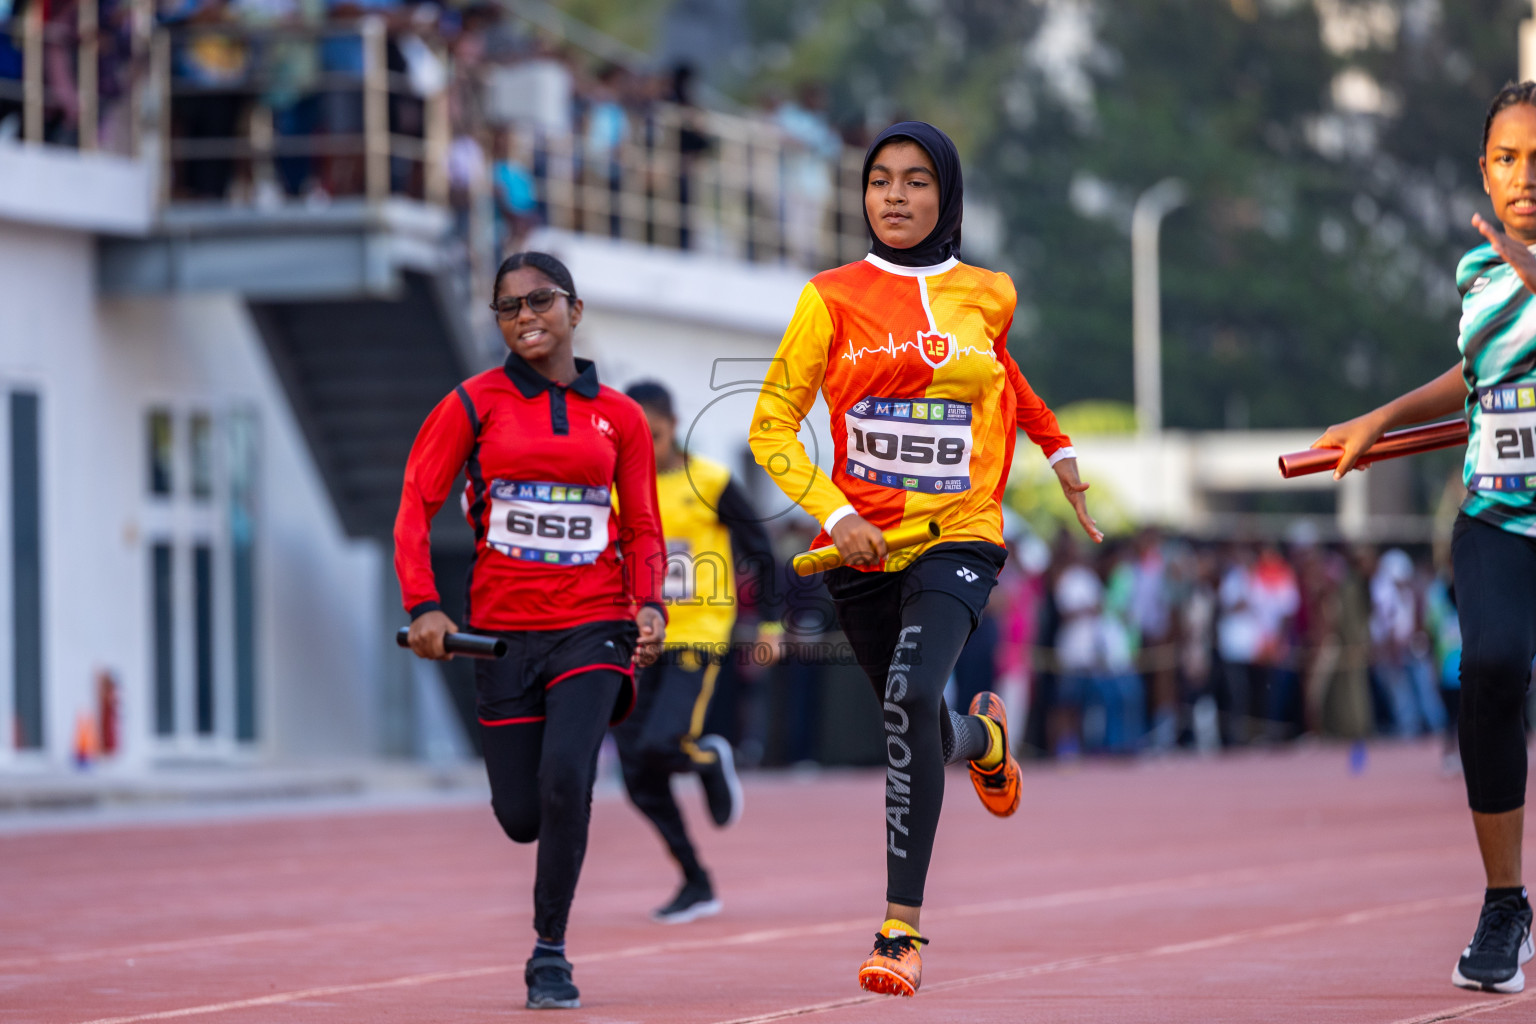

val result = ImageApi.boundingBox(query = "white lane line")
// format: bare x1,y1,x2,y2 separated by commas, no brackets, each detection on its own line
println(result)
64,853,1470,1024
938,845,1463,923
6,883,655,972
73,966,510,1024
1388,991,1536,1024
707,894,1481,1024
0,920,399,971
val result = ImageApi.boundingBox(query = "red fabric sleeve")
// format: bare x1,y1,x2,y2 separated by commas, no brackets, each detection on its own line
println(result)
611,400,668,617
998,337,1072,459
393,389,475,617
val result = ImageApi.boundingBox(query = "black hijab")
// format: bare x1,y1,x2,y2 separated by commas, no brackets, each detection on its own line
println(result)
862,121,963,268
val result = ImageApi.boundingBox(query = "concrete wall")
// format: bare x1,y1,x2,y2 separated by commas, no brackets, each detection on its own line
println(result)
0,219,383,768
0,143,152,236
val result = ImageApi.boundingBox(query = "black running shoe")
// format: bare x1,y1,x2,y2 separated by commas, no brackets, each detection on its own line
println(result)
525,954,580,1009
651,874,722,925
696,734,743,827
1452,893,1534,993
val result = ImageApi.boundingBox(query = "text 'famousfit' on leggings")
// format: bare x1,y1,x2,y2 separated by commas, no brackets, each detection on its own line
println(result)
876,592,990,906
833,564,995,909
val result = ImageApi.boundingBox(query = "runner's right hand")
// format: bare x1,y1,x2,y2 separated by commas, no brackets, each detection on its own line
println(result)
408,610,459,660
1312,411,1389,480
830,513,887,568
1474,214,1536,296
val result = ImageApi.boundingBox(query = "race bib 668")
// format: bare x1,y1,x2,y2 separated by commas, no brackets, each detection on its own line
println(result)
486,480,612,565
843,395,972,494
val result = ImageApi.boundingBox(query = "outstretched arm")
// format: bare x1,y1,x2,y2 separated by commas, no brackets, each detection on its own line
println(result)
1001,345,1074,463
1315,213,1529,479
1001,345,1100,542
1312,365,1465,479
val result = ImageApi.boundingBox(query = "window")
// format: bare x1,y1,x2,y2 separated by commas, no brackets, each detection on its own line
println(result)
228,410,258,743
151,543,174,736
194,544,214,735
148,409,174,496
11,391,43,750
190,412,214,501
143,409,259,748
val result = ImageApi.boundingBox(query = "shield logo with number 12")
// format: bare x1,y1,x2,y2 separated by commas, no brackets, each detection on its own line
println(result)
917,330,954,369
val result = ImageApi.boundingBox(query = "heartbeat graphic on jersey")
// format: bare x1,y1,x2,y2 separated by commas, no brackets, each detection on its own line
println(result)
840,332,995,365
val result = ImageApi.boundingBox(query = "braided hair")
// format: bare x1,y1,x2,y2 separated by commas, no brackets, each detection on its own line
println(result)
1482,81,1536,155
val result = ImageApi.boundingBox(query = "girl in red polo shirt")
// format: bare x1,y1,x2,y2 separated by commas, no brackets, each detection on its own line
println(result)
396,251,667,1010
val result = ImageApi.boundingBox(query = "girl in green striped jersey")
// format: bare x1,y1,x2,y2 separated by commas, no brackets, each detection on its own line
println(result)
1314,82,1536,995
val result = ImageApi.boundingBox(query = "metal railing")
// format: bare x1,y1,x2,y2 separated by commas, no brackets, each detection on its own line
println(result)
153,19,448,206
0,0,152,153
146,21,868,267
508,105,869,267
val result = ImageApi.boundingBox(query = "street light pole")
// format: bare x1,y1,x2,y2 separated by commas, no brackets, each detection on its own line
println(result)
1522,0,1536,82
1132,177,1187,436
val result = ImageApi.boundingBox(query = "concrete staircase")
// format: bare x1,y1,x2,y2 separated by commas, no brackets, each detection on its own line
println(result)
248,271,472,539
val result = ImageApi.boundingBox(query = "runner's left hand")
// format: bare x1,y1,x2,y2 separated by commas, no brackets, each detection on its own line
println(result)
1053,458,1104,544
1474,214,1536,295
634,606,666,667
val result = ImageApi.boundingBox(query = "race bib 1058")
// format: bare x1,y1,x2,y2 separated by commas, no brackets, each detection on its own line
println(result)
486,480,612,565
1471,385,1536,492
843,395,972,494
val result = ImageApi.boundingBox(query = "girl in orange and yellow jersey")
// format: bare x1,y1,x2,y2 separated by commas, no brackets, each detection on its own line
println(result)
749,121,1102,996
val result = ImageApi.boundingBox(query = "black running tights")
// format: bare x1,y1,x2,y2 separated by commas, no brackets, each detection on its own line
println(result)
1452,513,1536,816
479,669,624,942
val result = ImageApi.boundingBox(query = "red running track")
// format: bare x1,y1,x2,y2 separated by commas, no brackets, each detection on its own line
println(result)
1,741,1532,1023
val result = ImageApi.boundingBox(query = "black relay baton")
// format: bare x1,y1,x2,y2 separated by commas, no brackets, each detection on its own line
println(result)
395,627,507,660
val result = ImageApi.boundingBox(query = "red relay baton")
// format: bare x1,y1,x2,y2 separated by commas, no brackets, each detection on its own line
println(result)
1277,419,1468,479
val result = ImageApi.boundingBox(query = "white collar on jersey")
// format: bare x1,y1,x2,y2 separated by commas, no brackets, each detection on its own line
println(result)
863,252,960,277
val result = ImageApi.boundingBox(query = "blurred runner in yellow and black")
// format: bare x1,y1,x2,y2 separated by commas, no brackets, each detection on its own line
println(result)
619,380,783,924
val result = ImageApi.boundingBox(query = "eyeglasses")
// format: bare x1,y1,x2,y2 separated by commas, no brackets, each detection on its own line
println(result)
490,287,571,320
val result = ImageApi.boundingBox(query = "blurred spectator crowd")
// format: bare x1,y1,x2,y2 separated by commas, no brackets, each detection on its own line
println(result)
713,520,1484,774
0,0,859,266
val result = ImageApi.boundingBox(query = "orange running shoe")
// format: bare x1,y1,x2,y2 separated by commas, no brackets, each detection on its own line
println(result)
968,691,1021,817
858,919,928,996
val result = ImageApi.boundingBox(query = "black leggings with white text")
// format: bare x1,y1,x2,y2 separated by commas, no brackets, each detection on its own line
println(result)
829,544,1001,908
